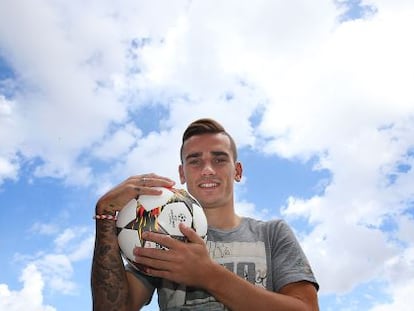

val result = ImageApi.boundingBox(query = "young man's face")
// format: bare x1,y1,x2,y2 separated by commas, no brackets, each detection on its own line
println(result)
179,133,242,210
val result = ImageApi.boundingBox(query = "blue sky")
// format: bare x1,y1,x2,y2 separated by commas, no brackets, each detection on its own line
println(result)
1,1,414,310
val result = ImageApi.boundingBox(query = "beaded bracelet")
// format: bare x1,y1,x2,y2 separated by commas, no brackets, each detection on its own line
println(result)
93,214,118,221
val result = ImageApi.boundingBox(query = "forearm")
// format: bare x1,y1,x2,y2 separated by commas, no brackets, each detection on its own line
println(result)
204,264,315,311
91,219,131,311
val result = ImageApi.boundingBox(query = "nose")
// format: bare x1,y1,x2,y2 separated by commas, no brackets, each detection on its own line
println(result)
201,162,215,176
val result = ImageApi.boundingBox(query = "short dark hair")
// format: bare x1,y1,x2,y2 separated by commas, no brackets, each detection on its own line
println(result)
180,118,238,162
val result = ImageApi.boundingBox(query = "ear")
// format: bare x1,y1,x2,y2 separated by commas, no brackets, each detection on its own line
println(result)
178,164,186,184
234,161,243,182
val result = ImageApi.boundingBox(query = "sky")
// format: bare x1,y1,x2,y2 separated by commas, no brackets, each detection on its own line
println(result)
0,0,413,310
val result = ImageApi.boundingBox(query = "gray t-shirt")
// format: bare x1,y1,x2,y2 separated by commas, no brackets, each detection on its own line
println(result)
127,217,318,310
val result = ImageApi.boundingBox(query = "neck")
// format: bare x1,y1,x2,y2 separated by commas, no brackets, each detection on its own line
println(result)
203,208,241,230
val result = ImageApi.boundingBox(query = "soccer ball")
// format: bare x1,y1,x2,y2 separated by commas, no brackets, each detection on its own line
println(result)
116,187,208,272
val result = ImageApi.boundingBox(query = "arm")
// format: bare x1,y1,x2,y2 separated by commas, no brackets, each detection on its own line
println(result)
91,216,150,311
200,264,318,311
91,174,175,311
134,224,319,311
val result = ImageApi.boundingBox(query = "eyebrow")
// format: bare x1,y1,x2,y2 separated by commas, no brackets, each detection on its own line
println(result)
184,151,230,161
185,152,202,161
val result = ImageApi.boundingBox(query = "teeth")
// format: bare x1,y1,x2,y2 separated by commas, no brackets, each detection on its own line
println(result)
200,183,217,188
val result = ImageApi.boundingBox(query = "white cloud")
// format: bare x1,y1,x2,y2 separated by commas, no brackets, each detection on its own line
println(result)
34,254,76,295
396,215,414,245
10,225,94,301
53,228,77,250
0,264,56,311
68,234,95,262
53,227,95,262
92,122,142,161
368,247,414,311
1,0,414,310
0,0,130,185
0,95,21,184
235,199,271,221
30,223,60,235
262,4,414,305
281,121,414,296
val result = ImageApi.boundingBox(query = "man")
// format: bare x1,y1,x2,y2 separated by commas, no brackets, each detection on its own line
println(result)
91,118,319,310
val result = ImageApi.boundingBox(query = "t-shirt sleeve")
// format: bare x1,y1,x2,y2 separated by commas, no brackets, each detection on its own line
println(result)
269,220,319,292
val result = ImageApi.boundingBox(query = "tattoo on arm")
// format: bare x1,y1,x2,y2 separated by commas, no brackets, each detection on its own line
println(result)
91,219,131,311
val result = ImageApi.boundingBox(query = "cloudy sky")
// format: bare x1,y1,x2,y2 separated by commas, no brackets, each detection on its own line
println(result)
1,0,413,310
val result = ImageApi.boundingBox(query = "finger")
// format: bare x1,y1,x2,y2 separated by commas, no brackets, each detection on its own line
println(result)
140,225,204,246
179,223,205,244
133,246,178,274
97,175,174,214
139,173,176,186
131,174,175,190
133,251,170,272
141,231,178,249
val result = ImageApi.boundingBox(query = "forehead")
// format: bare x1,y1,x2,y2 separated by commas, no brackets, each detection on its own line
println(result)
182,133,233,156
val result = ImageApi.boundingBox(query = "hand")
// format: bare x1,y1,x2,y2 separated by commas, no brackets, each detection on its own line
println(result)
96,173,175,214
134,223,214,288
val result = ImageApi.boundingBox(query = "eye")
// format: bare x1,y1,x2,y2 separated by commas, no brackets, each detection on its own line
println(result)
214,157,228,164
188,158,201,166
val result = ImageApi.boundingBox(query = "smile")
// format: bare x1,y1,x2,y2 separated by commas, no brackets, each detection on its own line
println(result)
199,182,219,188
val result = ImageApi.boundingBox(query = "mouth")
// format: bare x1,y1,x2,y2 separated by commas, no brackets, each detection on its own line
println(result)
198,181,219,189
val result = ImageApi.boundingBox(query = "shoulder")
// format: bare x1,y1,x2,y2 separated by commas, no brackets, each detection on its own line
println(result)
241,217,301,246
242,216,290,232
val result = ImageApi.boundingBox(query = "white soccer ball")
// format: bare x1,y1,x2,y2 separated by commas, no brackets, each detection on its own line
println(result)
116,187,208,272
